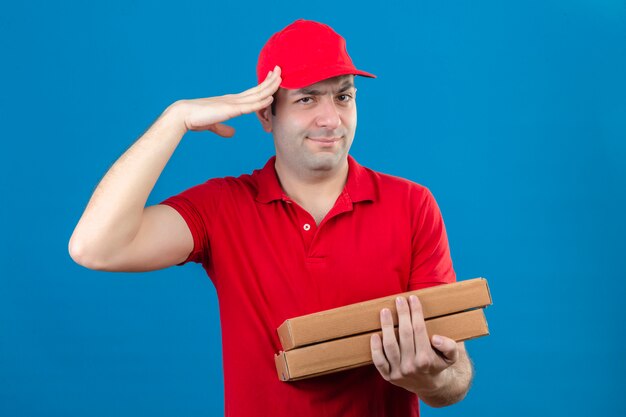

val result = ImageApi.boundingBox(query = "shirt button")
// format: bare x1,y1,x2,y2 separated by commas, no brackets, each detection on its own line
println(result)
303,224,311,231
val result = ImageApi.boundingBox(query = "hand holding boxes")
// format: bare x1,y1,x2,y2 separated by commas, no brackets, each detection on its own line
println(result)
274,278,492,381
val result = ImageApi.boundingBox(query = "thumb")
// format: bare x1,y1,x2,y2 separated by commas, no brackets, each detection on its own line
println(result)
431,335,458,364
208,123,236,138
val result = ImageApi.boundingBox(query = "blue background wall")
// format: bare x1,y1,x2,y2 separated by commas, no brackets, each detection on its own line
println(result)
1,0,625,415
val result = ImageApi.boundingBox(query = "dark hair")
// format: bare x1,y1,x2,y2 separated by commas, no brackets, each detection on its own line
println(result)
271,93,277,116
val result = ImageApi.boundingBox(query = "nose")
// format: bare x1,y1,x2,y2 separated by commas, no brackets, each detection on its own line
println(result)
315,97,342,129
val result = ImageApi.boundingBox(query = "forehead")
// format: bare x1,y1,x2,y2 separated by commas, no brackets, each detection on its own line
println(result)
283,75,355,97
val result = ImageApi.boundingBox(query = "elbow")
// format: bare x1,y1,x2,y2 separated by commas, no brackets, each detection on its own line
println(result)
68,235,110,271
418,367,472,408
420,390,468,408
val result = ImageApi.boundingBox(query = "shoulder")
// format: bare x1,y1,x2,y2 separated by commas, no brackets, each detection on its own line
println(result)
164,157,277,209
220,165,269,198
361,164,435,204
182,164,266,197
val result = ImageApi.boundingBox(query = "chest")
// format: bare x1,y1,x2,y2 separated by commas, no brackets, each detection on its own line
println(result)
209,197,413,322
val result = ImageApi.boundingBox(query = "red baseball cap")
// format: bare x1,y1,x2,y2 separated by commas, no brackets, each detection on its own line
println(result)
257,19,376,89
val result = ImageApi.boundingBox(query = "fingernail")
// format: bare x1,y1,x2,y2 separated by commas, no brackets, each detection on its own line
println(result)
432,335,442,346
381,308,390,319
274,65,279,71
396,297,403,306
410,295,418,305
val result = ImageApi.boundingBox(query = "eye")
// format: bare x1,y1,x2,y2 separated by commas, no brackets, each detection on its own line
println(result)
337,94,353,102
297,97,314,104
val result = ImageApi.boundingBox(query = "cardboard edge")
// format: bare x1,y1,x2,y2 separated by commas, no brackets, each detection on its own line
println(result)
283,277,492,350
274,351,290,382
277,309,491,382
286,360,373,381
277,320,295,351
481,277,494,307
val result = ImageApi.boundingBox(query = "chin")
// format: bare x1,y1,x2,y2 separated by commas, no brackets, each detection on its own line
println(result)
304,154,345,172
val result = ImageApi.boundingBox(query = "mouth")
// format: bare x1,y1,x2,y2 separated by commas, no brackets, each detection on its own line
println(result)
306,136,342,144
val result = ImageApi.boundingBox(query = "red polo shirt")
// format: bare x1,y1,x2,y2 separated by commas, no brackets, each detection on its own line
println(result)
160,155,455,417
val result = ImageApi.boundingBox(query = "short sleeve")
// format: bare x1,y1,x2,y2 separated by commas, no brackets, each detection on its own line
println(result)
159,179,224,266
408,188,456,290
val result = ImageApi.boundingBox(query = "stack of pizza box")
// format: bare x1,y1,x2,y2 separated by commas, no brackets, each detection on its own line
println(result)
274,278,492,381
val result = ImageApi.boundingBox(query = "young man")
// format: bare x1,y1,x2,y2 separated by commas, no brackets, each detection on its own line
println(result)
69,19,472,416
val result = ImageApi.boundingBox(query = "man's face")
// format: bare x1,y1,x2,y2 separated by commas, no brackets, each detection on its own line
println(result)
262,75,357,177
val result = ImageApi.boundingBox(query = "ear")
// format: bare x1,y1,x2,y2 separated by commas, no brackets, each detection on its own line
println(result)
256,106,273,133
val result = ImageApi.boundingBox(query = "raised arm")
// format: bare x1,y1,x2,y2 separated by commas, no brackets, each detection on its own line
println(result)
69,67,282,272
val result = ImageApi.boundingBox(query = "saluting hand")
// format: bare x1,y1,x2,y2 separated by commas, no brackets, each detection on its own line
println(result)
173,66,282,137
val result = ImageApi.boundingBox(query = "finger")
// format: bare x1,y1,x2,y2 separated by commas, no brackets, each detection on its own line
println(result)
409,295,432,353
236,66,282,99
431,335,459,364
370,333,391,379
409,295,439,372
217,94,274,121
396,297,416,374
256,65,281,86
207,123,235,138
380,308,401,373
239,76,281,104
237,75,281,103
237,73,276,98
233,94,274,116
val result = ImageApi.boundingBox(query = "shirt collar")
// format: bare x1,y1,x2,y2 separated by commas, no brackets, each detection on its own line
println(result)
254,155,376,204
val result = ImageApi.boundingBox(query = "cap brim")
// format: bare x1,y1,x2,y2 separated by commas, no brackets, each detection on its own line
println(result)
280,65,376,89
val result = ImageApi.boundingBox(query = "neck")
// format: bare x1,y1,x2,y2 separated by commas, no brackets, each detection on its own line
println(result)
274,157,349,210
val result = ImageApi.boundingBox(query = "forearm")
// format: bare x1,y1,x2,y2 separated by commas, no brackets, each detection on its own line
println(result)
69,103,187,265
416,351,473,407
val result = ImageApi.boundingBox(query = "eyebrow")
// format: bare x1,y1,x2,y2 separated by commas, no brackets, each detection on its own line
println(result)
291,80,355,96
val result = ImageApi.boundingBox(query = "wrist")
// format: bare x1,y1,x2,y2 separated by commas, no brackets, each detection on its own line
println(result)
163,100,191,133
413,367,452,398
415,366,471,408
